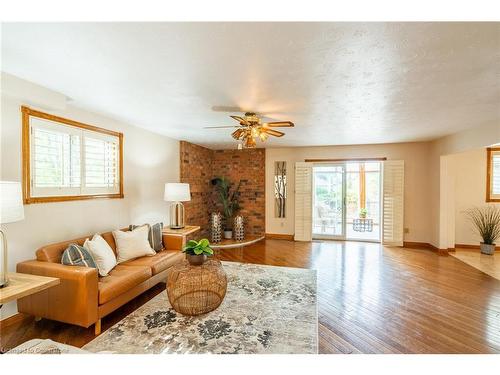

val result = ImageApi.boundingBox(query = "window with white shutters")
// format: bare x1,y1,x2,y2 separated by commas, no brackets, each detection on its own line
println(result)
487,147,500,202
382,160,405,246
22,106,123,203
294,162,313,241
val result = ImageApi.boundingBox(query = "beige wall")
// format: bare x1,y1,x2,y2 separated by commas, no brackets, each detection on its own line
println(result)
0,76,180,319
450,148,500,246
429,122,500,248
265,142,432,243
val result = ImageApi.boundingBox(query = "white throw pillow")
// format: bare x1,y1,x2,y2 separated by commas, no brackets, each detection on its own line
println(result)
113,225,155,264
83,234,117,277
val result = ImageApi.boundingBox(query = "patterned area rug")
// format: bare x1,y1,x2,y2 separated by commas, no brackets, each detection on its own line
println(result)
83,261,318,354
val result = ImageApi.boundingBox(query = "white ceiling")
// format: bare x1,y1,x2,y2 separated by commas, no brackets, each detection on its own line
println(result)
2,22,499,149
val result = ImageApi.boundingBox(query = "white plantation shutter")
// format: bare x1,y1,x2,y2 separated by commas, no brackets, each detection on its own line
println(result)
31,117,82,197
29,115,121,198
491,150,500,199
294,162,313,241
82,132,120,194
382,160,405,246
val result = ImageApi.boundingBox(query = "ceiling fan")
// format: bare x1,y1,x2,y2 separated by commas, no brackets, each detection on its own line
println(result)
204,112,294,148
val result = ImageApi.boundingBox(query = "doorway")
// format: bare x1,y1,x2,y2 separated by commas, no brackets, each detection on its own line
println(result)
312,161,382,242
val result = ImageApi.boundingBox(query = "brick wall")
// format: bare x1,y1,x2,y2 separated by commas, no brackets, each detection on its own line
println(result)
212,149,266,236
179,141,265,238
180,141,213,237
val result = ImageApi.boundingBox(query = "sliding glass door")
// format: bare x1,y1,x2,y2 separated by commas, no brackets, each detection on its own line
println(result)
312,161,381,242
312,164,346,239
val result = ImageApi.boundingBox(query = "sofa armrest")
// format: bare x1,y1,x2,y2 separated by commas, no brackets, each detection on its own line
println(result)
16,260,98,328
162,233,185,251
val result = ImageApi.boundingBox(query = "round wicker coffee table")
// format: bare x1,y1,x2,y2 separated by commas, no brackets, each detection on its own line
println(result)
166,258,227,316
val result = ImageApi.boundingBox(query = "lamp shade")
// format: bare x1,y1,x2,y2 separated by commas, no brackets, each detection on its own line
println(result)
0,181,25,224
164,183,191,202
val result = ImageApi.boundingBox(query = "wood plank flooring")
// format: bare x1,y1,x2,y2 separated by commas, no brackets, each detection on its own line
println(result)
2,239,500,353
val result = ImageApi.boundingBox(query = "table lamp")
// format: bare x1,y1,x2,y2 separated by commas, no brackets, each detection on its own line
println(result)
164,183,191,229
0,181,25,288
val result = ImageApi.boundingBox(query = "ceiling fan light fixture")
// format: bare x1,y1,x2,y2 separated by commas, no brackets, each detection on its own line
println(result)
207,111,293,148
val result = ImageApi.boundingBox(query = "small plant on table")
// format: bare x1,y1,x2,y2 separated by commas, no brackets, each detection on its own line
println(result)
183,238,214,265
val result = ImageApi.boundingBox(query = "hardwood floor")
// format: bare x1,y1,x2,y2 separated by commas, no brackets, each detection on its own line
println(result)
2,239,500,353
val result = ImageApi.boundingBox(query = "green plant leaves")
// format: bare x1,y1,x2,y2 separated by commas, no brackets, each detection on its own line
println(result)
193,247,204,255
182,238,213,256
465,206,500,245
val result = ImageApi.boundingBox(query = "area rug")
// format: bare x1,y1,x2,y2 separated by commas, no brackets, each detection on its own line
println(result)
83,261,318,354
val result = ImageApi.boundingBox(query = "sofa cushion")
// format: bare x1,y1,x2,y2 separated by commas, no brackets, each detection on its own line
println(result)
61,243,97,268
84,234,117,277
129,222,164,252
113,225,155,263
98,265,152,304
120,250,184,275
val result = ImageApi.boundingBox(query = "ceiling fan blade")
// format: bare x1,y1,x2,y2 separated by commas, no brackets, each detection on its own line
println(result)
203,126,240,129
263,121,294,127
262,128,285,137
230,115,250,126
231,129,245,140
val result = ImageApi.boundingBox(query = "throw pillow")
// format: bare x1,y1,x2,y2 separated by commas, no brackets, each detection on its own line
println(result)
83,234,117,277
129,222,164,251
61,243,97,269
113,225,156,263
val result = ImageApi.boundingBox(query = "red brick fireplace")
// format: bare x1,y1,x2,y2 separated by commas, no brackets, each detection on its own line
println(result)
179,141,265,237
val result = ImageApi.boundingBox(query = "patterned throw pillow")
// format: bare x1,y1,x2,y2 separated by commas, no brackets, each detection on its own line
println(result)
129,222,164,252
61,243,97,268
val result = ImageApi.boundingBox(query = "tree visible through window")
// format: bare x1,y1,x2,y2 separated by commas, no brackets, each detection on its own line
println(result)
487,147,500,202
22,106,123,203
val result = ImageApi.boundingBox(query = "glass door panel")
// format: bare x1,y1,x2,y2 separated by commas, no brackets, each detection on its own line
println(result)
345,161,381,242
312,164,345,239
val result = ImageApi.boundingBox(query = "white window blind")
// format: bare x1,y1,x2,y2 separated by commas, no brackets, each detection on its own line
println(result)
294,162,313,241
83,133,120,194
490,150,500,199
29,116,121,198
382,160,405,246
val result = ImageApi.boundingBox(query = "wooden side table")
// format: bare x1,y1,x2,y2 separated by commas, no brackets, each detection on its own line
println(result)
162,225,201,251
0,272,60,307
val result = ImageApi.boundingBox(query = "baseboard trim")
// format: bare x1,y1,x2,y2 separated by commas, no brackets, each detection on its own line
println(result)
403,241,449,256
265,233,294,241
0,312,33,330
455,243,500,252
455,244,480,249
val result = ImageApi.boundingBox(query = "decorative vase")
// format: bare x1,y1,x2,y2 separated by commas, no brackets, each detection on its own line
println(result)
186,254,207,266
223,230,233,239
480,243,495,255
234,215,245,241
211,212,222,243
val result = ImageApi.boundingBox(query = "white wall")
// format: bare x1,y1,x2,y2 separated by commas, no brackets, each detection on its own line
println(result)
450,148,500,246
429,122,500,248
0,75,180,319
265,142,432,243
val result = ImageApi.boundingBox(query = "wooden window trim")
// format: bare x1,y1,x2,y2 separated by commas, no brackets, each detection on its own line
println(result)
304,157,387,163
21,106,124,204
486,147,500,203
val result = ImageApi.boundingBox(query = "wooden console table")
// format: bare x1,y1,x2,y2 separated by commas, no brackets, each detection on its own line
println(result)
0,273,60,306
162,225,201,251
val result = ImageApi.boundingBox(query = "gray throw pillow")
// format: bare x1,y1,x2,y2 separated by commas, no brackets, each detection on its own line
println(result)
129,222,164,251
61,243,97,268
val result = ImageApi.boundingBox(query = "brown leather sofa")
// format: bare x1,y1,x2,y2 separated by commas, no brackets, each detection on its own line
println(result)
16,229,184,335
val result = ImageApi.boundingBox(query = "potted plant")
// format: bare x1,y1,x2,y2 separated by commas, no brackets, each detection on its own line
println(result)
465,206,500,255
183,239,214,265
359,208,368,219
211,177,241,239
